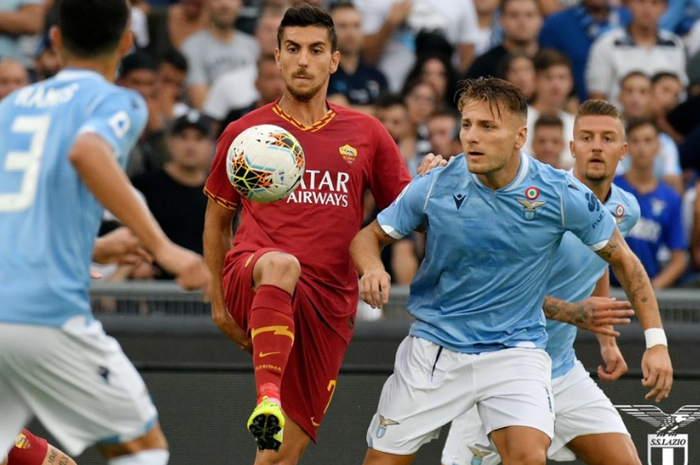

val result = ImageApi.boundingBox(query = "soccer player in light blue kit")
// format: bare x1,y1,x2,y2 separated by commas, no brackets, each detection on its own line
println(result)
351,79,673,465
0,0,211,464
442,100,655,465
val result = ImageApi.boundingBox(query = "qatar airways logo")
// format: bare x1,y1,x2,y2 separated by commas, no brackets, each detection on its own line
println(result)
286,169,350,207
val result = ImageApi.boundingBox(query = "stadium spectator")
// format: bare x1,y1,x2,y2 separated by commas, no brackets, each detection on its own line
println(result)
404,53,460,110
426,108,462,159
614,118,688,288
328,1,388,113
147,0,208,60
210,54,285,130
650,71,684,143
130,0,150,49
0,0,44,65
472,0,503,57
465,0,543,81
616,71,684,192
131,111,214,280
155,48,190,122
33,34,61,81
355,0,479,92
538,0,632,101
402,78,439,161
117,51,170,178
181,0,259,109
0,59,29,100
523,49,575,168
531,114,566,169
586,0,687,104
500,52,536,101
376,93,417,170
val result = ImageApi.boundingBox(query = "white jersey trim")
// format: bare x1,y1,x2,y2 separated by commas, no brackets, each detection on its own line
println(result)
380,224,405,240
588,239,609,251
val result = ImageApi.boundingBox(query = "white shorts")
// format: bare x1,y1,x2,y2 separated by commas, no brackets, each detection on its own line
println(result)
366,336,554,455
443,360,630,465
0,318,158,457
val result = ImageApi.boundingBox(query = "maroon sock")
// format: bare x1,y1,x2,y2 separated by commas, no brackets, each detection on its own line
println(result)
249,284,294,398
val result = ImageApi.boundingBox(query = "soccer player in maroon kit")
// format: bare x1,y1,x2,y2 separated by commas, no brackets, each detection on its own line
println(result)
2,429,75,465
202,3,412,464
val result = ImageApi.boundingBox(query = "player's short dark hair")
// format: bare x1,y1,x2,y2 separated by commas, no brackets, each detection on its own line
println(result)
58,0,130,58
118,51,157,79
160,48,188,73
575,99,623,124
457,77,528,123
277,3,338,52
533,48,572,73
534,114,564,131
626,117,658,136
620,71,650,88
651,71,681,86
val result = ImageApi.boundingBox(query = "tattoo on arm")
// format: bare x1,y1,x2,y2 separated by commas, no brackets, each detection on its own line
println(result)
543,297,589,325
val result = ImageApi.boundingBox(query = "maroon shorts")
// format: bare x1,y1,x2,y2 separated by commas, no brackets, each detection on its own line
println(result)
223,248,349,441
7,429,47,465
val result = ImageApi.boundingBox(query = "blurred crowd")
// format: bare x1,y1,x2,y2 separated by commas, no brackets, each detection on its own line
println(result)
3,0,700,291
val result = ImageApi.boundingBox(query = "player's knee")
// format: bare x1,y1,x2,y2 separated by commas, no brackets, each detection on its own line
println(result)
98,423,168,460
502,447,546,465
257,253,301,287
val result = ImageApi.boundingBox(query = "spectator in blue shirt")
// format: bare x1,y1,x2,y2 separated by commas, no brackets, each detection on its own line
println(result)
539,0,631,101
614,117,688,288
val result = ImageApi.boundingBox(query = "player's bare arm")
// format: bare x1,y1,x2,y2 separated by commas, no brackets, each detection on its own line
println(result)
542,295,634,337
592,268,629,382
350,220,399,309
69,132,211,293
596,227,673,402
92,226,152,266
202,198,251,353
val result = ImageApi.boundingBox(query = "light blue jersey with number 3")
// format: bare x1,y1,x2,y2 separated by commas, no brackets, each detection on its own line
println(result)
0,69,147,327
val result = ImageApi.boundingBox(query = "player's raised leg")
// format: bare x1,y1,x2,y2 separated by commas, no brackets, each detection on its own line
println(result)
247,251,300,452
6,429,77,465
490,427,549,465
566,434,640,465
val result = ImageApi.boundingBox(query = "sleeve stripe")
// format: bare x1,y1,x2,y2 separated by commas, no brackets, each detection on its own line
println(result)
203,186,239,211
588,239,609,252
380,223,405,240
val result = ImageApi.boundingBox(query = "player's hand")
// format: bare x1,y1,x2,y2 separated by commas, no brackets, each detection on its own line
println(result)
642,344,673,402
212,300,252,353
417,153,447,176
598,341,628,382
359,268,392,309
387,0,413,27
90,268,103,280
93,227,152,265
154,243,212,298
565,296,634,337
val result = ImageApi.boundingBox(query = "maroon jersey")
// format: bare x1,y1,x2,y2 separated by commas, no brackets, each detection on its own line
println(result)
205,102,411,342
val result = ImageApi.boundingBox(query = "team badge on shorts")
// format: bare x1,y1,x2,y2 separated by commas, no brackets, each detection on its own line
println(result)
376,415,399,438
616,405,700,465
468,445,494,465
339,144,358,165
516,187,546,220
615,204,627,226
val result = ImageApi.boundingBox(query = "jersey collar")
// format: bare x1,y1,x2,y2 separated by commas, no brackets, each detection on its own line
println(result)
470,152,531,192
55,68,107,82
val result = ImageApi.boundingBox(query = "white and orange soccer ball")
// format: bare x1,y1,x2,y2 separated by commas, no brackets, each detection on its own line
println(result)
226,124,306,203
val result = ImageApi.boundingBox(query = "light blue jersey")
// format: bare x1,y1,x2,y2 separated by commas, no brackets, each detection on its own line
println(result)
0,69,147,327
546,182,640,378
378,154,617,353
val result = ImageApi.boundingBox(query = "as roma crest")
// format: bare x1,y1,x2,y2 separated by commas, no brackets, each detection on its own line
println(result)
339,144,358,165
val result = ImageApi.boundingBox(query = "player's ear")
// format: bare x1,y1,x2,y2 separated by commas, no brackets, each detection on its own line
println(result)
514,124,527,150
330,50,340,74
118,30,134,58
274,48,282,70
49,26,62,57
619,141,628,162
569,140,576,159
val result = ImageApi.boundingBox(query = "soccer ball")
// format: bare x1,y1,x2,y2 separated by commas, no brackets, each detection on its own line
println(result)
226,124,305,203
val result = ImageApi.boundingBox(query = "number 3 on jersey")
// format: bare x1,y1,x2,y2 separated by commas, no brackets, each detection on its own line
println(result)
0,115,51,213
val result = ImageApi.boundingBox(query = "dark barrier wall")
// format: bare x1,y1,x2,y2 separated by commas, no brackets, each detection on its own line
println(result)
26,318,700,465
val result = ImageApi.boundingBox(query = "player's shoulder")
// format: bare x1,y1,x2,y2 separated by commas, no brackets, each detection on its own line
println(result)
528,155,571,187
330,102,380,125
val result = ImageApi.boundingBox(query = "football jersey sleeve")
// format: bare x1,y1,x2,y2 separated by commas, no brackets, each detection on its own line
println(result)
561,176,617,251
368,119,412,210
376,173,432,239
77,89,148,167
204,123,241,210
